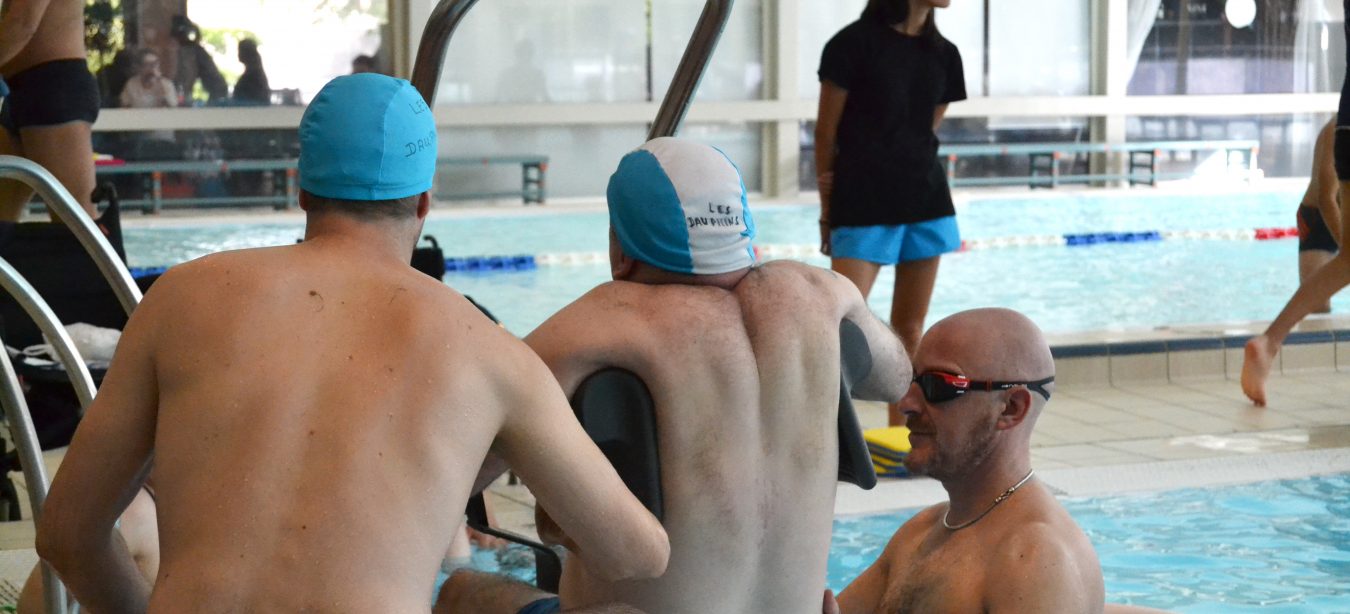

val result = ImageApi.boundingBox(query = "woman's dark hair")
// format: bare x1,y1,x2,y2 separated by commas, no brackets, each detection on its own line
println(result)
861,0,938,37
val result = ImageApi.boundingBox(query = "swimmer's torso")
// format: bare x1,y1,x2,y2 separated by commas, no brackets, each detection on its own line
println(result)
142,244,519,613
1,0,86,75
874,485,1104,613
535,261,845,614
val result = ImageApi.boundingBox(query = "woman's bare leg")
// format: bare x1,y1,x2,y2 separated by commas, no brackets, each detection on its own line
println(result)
831,257,882,298
887,257,941,425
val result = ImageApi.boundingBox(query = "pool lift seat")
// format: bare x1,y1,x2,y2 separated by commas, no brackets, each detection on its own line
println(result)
0,155,143,614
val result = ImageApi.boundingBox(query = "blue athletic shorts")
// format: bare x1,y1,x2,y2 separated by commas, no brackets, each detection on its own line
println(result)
830,216,961,265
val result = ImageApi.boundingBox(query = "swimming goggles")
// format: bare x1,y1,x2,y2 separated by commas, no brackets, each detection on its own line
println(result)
913,371,1055,404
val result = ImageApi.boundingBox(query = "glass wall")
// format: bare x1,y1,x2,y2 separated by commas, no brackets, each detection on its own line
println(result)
92,0,389,108
1129,0,1344,95
653,0,764,101
1126,113,1334,177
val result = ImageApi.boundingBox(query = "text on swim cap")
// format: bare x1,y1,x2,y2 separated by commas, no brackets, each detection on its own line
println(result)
687,202,741,228
404,130,437,158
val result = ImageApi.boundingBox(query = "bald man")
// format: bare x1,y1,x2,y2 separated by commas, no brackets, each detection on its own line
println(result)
836,308,1105,613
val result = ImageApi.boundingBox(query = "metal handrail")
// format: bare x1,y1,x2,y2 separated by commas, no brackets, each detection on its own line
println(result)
0,260,97,408
0,349,67,613
0,156,142,314
408,0,734,140
410,0,480,105
649,0,733,139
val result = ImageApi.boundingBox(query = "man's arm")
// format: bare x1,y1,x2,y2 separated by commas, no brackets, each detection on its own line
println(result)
0,0,51,68
985,526,1105,614
491,337,668,583
827,271,910,402
36,274,169,613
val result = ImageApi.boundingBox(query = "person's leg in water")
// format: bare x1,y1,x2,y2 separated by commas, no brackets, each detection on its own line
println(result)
17,487,158,613
434,569,645,614
0,122,100,221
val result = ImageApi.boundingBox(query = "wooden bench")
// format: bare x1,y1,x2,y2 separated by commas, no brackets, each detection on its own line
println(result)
435,155,548,204
938,140,1260,188
91,154,551,213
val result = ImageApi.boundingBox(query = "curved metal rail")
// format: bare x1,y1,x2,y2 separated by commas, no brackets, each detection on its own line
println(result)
0,156,142,314
0,155,143,613
408,0,734,140
649,0,733,139
0,259,97,408
0,350,67,613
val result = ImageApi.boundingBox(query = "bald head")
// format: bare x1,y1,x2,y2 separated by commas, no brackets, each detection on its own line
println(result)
922,308,1055,393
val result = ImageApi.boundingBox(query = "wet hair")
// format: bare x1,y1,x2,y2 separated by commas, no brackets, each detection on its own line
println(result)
861,0,938,38
302,191,421,221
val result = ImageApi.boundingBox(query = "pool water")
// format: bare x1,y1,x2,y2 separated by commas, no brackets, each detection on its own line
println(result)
827,474,1350,612
122,188,1350,335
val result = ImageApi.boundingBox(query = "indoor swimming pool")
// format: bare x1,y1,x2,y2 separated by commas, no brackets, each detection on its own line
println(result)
456,473,1350,612
122,187,1349,336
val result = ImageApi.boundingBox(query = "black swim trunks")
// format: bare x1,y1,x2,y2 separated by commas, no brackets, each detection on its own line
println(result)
1298,205,1339,253
0,59,100,136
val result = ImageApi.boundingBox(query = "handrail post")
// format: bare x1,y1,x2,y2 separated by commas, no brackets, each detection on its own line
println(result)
0,350,67,614
409,0,482,106
649,0,734,140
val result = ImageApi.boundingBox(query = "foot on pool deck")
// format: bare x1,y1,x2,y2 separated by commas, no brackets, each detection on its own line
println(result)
1240,335,1276,407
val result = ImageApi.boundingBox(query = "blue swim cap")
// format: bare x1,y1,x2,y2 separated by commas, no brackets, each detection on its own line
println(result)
607,137,756,275
299,74,437,201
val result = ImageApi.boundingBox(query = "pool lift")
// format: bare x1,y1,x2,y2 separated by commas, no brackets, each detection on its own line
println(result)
410,0,737,593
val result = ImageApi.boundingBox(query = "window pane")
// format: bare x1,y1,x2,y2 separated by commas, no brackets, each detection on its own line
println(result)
1129,0,1345,94
435,1,648,104
988,1,1091,96
652,0,765,102
1127,113,1331,177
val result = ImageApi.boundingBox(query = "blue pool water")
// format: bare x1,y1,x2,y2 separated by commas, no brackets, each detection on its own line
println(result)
828,474,1350,612
123,189,1350,334
459,474,1350,611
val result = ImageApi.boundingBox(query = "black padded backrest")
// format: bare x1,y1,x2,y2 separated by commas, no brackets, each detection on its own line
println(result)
571,368,663,520
837,318,878,489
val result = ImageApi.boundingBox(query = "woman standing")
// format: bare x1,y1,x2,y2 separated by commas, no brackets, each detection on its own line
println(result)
816,0,964,424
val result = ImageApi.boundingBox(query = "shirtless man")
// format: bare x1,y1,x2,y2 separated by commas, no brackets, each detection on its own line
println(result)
36,73,668,613
1242,3,1350,406
445,137,910,614
836,308,1105,613
0,0,100,220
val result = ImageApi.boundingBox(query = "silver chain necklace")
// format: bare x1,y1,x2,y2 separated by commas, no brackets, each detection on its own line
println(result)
941,468,1036,531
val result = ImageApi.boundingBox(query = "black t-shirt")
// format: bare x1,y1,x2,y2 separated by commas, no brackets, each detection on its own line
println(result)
819,20,966,227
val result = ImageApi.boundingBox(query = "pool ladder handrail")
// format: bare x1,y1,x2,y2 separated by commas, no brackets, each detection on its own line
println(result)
0,155,144,614
410,0,734,140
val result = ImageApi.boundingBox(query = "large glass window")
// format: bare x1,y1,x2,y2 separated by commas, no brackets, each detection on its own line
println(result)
92,0,389,108
1127,113,1332,177
1129,0,1344,94
652,0,764,102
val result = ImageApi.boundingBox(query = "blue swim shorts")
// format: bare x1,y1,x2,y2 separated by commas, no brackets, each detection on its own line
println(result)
830,216,961,265
517,597,562,614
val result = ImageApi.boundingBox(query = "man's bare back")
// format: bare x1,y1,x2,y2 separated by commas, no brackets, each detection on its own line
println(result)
38,75,667,614
528,260,907,614
0,0,85,74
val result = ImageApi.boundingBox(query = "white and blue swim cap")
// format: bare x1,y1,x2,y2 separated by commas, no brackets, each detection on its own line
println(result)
299,74,437,201
607,137,756,275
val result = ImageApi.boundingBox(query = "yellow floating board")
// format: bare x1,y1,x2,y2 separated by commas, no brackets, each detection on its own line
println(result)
863,426,912,454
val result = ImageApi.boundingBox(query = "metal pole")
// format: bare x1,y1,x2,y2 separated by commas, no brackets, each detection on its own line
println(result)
0,259,97,409
0,156,142,316
649,0,734,139
409,0,481,106
0,349,67,614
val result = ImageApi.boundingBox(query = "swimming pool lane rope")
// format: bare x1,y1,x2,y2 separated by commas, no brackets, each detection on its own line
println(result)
126,226,1301,278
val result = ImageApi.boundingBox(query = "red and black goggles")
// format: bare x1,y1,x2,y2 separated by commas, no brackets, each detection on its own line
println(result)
913,371,1055,404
